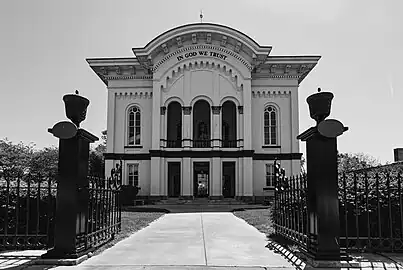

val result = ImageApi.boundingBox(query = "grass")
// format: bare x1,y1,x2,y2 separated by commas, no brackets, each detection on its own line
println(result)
233,207,299,252
91,211,165,256
233,208,275,236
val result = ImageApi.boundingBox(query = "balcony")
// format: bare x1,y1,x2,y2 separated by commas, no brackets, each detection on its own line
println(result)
160,139,182,148
192,140,212,148
166,140,182,148
221,140,238,148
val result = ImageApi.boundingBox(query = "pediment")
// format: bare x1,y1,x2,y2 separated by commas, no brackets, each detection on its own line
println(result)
132,23,272,72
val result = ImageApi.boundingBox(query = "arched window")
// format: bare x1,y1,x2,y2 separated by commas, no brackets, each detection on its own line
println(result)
128,106,141,145
264,106,277,145
221,101,237,148
167,101,182,148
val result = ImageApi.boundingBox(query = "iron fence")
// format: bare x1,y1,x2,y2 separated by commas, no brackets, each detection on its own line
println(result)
273,162,403,254
273,162,309,250
339,167,403,252
75,176,121,253
0,174,57,250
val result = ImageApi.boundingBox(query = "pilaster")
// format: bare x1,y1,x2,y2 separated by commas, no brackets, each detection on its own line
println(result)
150,157,161,196
182,157,192,197
243,79,252,149
290,88,300,174
211,157,222,197
243,157,253,196
151,81,161,149
106,90,115,153
237,158,244,196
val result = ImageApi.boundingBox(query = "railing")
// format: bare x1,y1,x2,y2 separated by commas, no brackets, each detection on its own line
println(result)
221,140,238,148
166,140,182,148
0,174,57,250
339,167,403,253
273,162,309,250
192,140,212,148
75,176,121,253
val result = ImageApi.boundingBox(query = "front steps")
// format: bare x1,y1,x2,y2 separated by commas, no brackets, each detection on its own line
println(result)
154,198,245,205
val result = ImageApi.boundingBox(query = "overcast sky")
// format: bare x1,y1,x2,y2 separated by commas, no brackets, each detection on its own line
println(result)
0,0,402,163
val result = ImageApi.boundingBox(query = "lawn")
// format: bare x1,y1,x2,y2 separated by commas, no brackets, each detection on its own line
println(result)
233,207,299,252
92,211,165,256
233,208,274,237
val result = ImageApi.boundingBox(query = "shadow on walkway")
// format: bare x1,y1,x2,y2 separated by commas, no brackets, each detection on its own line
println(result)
0,250,54,270
265,239,403,270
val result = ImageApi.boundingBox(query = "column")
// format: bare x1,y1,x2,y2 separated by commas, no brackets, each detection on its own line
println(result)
211,157,222,199
182,157,192,199
238,106,244,149
243,79,252,149
212,106,221,149
160,106,166,148
182,107,192,149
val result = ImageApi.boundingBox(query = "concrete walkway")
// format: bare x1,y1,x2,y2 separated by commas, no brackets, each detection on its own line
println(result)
49,213,295,269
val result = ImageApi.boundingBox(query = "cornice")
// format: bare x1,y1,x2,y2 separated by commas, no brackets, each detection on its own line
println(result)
115,91,153,99
252,90,291,98
105,75,153,80
252,62,319,84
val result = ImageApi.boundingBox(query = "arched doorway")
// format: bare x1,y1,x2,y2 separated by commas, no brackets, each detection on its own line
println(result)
167,101,182,148
221,101,237,148
193,100,211,148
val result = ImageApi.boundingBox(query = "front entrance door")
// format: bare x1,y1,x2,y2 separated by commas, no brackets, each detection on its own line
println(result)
168,162,181,197
222,162,236,198
193,162,209,198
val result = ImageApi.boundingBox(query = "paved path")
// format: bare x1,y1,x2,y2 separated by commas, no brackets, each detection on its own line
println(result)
51,213,295,269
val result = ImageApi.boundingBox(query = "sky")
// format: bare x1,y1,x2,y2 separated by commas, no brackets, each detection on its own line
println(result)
0,0,402,164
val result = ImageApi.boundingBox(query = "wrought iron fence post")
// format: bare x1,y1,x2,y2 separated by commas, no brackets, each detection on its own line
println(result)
42,92,99,259
297,88,348,261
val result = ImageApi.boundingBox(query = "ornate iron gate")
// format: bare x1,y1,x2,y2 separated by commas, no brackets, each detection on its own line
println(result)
75,176,121,252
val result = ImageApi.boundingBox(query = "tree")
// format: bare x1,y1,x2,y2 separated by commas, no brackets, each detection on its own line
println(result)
29,146,59,180
0,138,35,178
88,130,107,177
338,152,380,174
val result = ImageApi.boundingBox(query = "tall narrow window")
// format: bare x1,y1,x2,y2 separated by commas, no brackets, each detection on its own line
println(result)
264,106,277,145
265,164,275,186
128,164,139,186
128,106,141,145
167,101,182,148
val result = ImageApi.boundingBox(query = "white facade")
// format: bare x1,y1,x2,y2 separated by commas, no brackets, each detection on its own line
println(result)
87,23,320,201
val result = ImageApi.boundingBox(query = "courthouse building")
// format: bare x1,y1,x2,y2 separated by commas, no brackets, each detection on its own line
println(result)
87,23,320,201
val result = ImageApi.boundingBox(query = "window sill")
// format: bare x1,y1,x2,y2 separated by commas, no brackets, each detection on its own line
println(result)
124,145,143,149
262,145,281,149
263,186,275,191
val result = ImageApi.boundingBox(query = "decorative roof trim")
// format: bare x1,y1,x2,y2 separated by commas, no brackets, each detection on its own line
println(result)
133,23,272,55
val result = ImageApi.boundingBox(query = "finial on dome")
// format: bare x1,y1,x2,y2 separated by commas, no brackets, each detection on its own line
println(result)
75,90,79,95
318,87,321,93
200,10,203,23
